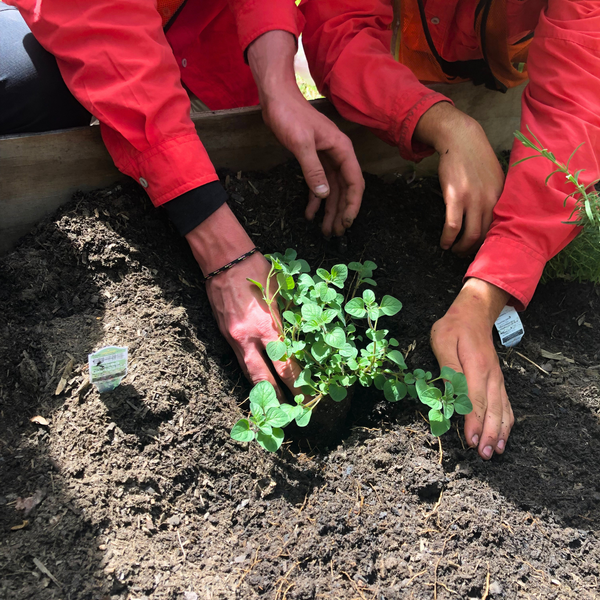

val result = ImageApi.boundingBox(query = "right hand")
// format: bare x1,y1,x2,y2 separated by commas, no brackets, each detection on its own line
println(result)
205,252,301,399
185,204,300,399
414,102,505,255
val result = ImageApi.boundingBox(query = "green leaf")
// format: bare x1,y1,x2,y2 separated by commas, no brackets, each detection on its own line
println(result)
329,383,347,402
277,272,295,291
404,373,415,385
451,372,469,396
301,302,323,322
368,307,380,321
257,428,284,452
428,408,444,422
363,261,377,272
362,278,377,286
266,406,293,428
387,350,407,369
389,338,399,347
440,366,457,381
231,419,255,443
246,278,264,293
266,340,287,362
444,381,454,397
294,394,304,405
330,264,348,288
324,328,346,349
362,289,376,304
280,403,302,421
430,415,451,437
374,374,387,390
383,380,407,402
380,295,402,316
345,297,366,318
249,380,280,412
295,368,315,388
454,394,473,415
297,273,314,291
311,340,331,362
442,402,454,420
339,343,358,359
258,422,273,436
282,310,298,326
295,408,312,427
316,268,330,281
414,369,426,379
321,287,337,303
284,248,297,261
416,380,443,409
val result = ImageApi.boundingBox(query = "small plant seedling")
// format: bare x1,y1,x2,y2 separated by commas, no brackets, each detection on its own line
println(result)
514,127,600,282
231,250,473,451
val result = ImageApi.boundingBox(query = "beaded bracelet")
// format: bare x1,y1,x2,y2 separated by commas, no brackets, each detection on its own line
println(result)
203,247,259,281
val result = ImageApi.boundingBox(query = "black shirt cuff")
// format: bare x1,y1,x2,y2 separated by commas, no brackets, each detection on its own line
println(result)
163,181,228,236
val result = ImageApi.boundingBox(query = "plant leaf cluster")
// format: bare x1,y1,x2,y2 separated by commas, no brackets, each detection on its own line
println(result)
231,250,473,451
514,128,600,283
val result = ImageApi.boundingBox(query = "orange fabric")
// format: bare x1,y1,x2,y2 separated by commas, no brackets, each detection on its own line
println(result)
391,0,531,89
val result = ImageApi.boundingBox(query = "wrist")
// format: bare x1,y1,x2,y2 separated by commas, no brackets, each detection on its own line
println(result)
247,30,300,105
454,278,511,327
414,102,477,153
185,204,255,277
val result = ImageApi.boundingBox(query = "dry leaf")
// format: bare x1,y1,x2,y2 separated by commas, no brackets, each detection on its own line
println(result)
15,489,45,516
30,415,49,427
55,357,74,396
540,349,574,364
11,520,29,531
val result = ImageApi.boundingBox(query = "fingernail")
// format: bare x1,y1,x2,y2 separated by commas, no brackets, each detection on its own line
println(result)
497,439,505,451
482,445,493,459
315,184,329,196
471,434,479,447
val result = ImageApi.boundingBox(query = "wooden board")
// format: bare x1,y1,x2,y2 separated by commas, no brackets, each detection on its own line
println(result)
0,83,523,255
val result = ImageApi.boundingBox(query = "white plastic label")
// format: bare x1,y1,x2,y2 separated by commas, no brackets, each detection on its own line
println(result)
495,306,524,347
88,346,128,393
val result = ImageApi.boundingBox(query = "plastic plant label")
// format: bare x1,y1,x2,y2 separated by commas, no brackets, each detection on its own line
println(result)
495,306,524,347
88,346,128,393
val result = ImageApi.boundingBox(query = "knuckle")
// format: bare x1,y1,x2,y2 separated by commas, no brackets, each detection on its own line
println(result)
445,221,461,233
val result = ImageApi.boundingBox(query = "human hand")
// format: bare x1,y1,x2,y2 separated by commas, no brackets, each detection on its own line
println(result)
414,102,505,254
430,278,514,460
185,205,300,399
248,31,364,237
205,252,301,399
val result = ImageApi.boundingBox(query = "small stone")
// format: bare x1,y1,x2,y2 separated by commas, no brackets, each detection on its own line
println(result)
183,593,198,600
167,515,180,526
489,581,503,595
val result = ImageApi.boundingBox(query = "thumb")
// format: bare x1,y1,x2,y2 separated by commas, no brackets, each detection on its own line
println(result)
295,144,330,198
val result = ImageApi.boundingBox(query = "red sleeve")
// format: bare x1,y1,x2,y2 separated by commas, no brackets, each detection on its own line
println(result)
299,0,451,162
7,0,218,207
466,1,600,310
230,0,304,54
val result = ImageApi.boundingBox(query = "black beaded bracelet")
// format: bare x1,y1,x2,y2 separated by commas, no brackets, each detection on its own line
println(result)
203,247,259,281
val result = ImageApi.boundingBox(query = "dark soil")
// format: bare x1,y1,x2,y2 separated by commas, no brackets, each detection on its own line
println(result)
1,163,599,600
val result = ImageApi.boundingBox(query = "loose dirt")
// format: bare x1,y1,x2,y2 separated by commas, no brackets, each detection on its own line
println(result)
1,164,599,600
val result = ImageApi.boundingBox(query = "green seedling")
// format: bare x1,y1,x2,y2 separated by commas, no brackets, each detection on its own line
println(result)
231,249,473,451
514,127,600,282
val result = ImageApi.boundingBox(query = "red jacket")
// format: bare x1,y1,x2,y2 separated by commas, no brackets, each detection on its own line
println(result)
8,0,304,206
9,0,600,310
300,0,600,310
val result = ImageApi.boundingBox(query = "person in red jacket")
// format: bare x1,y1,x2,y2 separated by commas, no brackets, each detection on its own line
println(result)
300,0,600,459
1,1,365,399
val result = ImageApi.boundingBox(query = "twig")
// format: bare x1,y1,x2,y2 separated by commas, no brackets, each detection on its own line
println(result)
438,437,443,465
454,422,465,450
33,558,62,589
404,570,427,586
275,562,299,600
424,490,444,522
177,530,187,561
341,571,369,600
515,351,550,375
481,562,490,600
235,547,261,590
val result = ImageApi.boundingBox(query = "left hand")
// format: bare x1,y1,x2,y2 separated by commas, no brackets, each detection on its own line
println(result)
248,31,365,238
